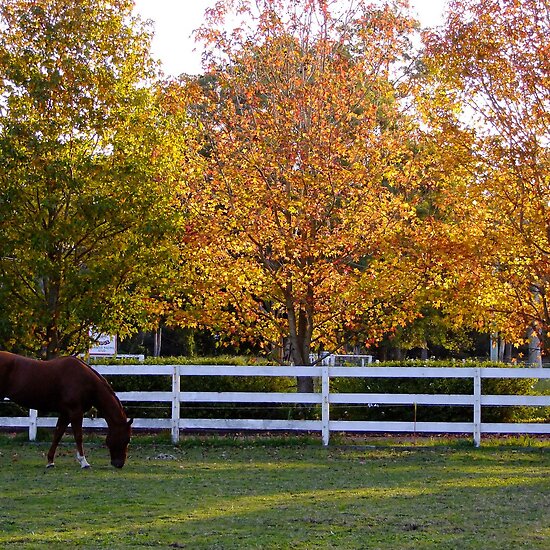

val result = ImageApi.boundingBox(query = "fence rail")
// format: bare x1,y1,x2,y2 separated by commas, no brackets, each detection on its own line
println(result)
1,365,549,446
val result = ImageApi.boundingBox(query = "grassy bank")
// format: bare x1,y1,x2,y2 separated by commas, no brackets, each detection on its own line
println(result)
0,434,548,549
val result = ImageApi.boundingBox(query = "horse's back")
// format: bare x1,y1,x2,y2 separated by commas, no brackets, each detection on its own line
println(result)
0,352,95,412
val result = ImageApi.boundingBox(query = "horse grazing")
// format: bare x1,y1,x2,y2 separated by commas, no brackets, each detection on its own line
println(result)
0,351,132,468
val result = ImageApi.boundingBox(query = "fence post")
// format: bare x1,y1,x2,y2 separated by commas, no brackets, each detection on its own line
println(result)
473,368,481,447
171,364,181,444
29,409,37,441
322,363,330,446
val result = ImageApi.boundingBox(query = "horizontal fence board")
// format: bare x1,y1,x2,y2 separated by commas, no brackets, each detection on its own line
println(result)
117,391,172,402
481,423,550,434
0,416,30,427
481,395,550,406
329,421,474,433
177,365,322,377
3,417,174,430
96,365,174,376
36,418,58,428
329,393,474,406
179,391,321,404
480,368,550,379
81,418,108,429
131,418,172,430
80,418,173,430
179,418,320,431
329,367,477,378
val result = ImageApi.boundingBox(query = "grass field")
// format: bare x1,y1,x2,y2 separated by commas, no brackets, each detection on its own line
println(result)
0,433,548,549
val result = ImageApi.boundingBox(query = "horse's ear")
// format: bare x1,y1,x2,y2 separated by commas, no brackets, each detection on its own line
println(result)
128,418,134,426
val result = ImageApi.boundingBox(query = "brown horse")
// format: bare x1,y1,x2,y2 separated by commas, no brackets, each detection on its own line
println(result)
0,351,132,468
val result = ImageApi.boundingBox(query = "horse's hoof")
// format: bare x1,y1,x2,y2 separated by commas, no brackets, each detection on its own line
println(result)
46,462,55,469
81,464,91,469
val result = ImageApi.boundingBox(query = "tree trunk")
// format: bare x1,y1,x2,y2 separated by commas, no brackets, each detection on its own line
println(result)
296,374,314,393
286,300,315,393
527,326,542,367
489,332,498,363
153,327,162,357
503,342,512,363
42,272,61,359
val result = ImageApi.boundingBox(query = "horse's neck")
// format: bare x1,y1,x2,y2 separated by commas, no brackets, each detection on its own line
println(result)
93,381,126,427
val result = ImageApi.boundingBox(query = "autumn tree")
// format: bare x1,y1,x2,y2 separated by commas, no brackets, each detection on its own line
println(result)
0,0,193,358
423,0,550,359
175,0,434,389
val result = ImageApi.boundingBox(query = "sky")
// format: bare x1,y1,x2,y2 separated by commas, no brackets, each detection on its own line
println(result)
133,0,448,77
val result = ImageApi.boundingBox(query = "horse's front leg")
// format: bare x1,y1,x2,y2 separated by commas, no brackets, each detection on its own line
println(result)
47,414,70,468
71,414,91,469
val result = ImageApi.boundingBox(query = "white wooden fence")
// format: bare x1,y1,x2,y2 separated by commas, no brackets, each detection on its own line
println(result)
1,365,549,446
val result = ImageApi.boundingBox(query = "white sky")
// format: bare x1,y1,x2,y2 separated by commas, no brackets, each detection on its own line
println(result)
133,0,447,77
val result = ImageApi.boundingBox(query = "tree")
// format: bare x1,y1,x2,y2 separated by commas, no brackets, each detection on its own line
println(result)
423,0,550,357
0,0,193,357
177,0,433,389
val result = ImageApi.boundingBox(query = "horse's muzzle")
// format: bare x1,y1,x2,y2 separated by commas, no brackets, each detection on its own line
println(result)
111,459,125,469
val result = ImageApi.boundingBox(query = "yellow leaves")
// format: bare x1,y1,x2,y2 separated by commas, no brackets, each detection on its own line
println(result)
168,0,546,356
420,0,550,345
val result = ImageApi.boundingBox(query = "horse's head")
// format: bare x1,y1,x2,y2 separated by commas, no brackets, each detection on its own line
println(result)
106,418,133,468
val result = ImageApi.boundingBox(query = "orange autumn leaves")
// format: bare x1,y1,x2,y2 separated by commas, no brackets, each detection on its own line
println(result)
164,0,550,360
175,0,433,367
422,0,550,348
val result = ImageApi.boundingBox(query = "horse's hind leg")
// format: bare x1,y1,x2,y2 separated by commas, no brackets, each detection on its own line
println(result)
71,414,91,469
47,414,70,468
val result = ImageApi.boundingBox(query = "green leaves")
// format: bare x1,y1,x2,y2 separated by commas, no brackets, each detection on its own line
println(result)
0,0,190,357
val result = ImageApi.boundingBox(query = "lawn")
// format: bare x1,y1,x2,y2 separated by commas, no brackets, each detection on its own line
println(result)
0,433,548,549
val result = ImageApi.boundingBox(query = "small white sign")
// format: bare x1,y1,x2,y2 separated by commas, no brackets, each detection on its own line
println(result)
89,333,117,356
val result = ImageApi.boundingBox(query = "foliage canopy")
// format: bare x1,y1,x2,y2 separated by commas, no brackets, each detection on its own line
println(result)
0,0,192,357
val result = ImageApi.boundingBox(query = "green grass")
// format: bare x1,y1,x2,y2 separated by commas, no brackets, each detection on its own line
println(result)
0,434,549,549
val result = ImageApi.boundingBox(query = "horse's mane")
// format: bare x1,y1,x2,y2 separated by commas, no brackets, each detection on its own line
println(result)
74,356,127,420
